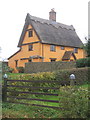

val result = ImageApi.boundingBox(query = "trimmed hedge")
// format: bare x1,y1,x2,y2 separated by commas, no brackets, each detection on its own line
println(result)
25,61,76,73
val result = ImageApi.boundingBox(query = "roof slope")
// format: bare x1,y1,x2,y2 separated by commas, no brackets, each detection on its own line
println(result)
18,13,83,48
62,51,76,60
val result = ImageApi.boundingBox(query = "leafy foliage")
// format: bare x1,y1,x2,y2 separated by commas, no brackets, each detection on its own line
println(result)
84,38,90,57
76,57,90,68
59,86,89,118
2,102,61,118
2,63,14,74
16,67,24,73
8,67,88,86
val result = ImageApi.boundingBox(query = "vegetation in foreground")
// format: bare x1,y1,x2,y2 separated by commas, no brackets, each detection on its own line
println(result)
2,84,89,119
2,102,61,118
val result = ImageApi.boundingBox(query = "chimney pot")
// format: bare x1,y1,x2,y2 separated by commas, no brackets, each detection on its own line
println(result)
49,9,56,21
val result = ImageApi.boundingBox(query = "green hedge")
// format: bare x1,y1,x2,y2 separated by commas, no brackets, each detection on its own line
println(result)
2,63,14,74
76,57,90,68
7,67,88,89
59,86,88,118
16,67,24,73
3,67,88,102
25,61,76,73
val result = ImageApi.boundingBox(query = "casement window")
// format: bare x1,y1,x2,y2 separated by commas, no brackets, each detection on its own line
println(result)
74,48,78,53
50,45,56,51
50,58,56,62
28,44,33,51
15,60,18,67
61,46,65,50
28,59,32,62
28,30,33,37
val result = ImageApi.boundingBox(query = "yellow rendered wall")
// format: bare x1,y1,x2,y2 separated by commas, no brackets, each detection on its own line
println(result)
42,44,84,62
22,25,40,44
8,42,41,72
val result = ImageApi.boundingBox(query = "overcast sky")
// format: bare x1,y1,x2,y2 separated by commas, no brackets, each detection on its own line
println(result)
0,0,88,60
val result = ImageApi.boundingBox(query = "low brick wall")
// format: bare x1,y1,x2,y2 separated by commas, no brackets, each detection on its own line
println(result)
25,61,76,73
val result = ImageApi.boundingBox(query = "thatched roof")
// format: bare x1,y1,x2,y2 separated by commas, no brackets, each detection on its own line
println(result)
18,13,83,48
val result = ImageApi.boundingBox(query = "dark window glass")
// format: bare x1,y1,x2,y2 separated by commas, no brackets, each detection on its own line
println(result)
50,45,56,51
28,44,33,51
28,59,32,62
74,48,78,53
50,59,56,62
15,60,18,67
28,30,33,37
61,46,65,50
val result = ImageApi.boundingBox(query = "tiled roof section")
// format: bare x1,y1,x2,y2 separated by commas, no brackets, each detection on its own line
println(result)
62,51,76,60
18,13,83,48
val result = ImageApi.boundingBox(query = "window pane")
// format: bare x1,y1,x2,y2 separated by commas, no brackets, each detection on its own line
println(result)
29,44,33,51
15,60,18,67
28,31,33,37
50,45,56,51
51,59,56,62
74,48,78,53
61,46,65,50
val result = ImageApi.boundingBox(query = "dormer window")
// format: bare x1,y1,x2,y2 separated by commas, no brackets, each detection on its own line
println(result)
28,30,33,37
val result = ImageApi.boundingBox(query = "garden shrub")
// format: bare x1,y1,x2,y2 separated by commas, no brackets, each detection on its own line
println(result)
16,67,24,73
59,86,88,118
2,64,14,74
76,57,90,68
5,67,88,100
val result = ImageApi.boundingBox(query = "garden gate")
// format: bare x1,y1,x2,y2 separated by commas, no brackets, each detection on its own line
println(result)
3,78,62,109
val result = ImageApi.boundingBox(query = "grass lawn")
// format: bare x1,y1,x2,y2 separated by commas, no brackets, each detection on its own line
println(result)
2,102,61,118
2,84,88,119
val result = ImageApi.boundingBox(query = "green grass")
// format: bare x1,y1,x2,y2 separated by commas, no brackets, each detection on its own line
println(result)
3,72,89,118
2,84,88,118
80,84,89,88
11,94,59,107
2,102,61,118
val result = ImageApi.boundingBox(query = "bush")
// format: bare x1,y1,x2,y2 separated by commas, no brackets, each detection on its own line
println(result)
59,86,89,118
16,67,24,73
8,67,88,85
2,64,14,73
76,57,90,68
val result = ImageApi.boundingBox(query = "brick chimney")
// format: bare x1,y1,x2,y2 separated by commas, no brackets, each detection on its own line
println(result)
49,8,56,21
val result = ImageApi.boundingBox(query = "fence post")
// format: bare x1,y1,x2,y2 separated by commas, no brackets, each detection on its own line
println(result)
70,74,75,86
3,75,8,102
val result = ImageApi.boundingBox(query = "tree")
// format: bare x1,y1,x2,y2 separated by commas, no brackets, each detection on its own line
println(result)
84,37,90,57
0,47,1,54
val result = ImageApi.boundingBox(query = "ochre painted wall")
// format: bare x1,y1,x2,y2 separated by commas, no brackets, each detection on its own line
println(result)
8,42,42,72
8,24,85,73
22,25,40,44
42,44,84,62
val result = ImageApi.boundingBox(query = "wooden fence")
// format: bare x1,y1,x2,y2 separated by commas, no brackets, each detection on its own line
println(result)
3,78,62,109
